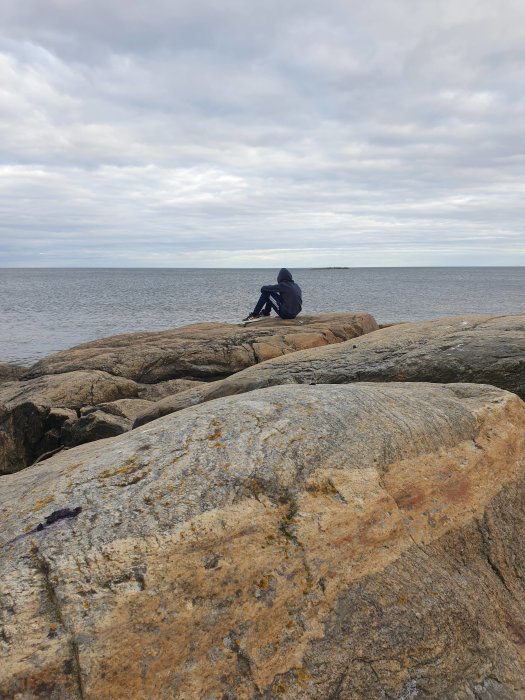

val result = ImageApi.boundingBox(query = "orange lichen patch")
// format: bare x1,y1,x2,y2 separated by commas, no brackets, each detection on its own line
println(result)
32,494,55,512
257,575,273,590
295,667,312,685
240,478,266,500
98,459,140,480
207,430,222,440
119,471,150,487
273,681,288,695
64,462,84,475
306,479,338,498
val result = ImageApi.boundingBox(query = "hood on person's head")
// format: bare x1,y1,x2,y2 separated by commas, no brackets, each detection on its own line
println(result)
277,268,293,283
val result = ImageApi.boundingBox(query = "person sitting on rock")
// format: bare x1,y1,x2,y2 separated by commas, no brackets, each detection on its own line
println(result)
243,268,302,322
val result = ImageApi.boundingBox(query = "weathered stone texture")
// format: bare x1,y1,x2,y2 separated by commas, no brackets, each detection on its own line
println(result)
23,313,378,383
0,314,377,473
61,410,132,447
0,363,27,384
135,313,525,426
0,371,138,474
1,383,524,698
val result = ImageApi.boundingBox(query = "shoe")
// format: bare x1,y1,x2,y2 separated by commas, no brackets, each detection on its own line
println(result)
242,313,260,322
261,311,271,317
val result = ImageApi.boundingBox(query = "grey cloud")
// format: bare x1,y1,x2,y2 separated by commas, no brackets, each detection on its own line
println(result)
0,0,524,266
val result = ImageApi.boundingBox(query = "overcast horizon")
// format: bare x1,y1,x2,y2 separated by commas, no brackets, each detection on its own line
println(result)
1,264,524,269
1,0,524,268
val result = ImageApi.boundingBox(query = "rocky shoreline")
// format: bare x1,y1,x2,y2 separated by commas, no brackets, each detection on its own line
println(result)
1,311,524,698
0,313,378,475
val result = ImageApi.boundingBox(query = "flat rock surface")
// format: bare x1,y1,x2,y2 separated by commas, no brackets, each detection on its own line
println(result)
23,313,378,383
136,313,525,426
1,382,524,698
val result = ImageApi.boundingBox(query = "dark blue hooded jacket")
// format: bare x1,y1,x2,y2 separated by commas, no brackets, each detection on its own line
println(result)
261,268,302,319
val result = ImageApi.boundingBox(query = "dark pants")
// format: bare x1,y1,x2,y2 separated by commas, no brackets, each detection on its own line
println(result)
253,290,283,316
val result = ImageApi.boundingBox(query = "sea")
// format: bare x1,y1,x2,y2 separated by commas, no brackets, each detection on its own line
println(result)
0,267,523,366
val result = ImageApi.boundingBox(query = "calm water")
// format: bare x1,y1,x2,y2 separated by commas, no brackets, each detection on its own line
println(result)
0,267,523,366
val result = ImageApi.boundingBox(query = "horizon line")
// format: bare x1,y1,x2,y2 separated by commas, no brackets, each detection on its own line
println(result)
1,264,524,270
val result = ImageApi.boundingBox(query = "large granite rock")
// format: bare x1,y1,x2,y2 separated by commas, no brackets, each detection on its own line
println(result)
0,314,377,473
1,382,524,698
0,371,138,475
23,313,378,383
136,313,525,426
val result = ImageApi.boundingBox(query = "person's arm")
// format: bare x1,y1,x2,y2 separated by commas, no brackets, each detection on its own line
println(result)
261,283,284,293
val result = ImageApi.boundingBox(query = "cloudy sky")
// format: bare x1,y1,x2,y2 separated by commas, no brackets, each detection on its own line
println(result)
1,0,524,267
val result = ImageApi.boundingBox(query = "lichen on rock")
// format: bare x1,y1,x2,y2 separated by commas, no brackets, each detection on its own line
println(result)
1,382,524,698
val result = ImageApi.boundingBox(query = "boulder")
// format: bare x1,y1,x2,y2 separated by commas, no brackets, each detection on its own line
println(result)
137,378,204,401
1,383,524,698
135,313,525,426
96,398,155,422
61,411,132,448
23,313,379,383
0,371,139,475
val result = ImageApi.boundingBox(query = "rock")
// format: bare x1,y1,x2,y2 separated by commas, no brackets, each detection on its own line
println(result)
0,370,139,411
46,407,78,429
1,315,378,473
79,405,96,416
23,313,379,383
61,411,132,447
0,362,27,384
0,371,139,475
97,398,155,422
135,313,525,427
137,378,204,401
1,382,524,698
